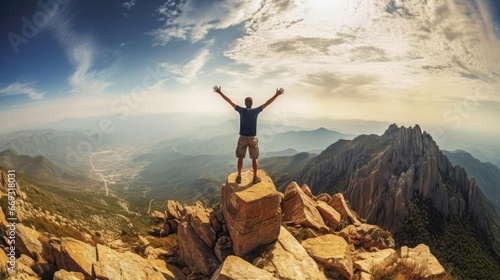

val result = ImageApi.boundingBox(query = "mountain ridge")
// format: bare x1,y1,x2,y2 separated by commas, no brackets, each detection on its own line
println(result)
443,149,500,214
273,124,500,277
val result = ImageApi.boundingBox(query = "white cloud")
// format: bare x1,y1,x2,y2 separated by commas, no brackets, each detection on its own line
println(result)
122,0,136,10
67,42,113,94
161,40,213,84
223,0,500,102
0,82,45,100
151,0,264,44
49,11,114,94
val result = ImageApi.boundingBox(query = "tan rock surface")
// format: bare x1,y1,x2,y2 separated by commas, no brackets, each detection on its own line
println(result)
354,249,397,274
147,259,187,280
329,193,361,225
0,207,8,230
51,237,96,279
302,234,353,279
283,182,328,231
262,226,326,280
16,224,43,260
93,244,166,280
53,269,85,280
152,211,165,220
301,184,314,198
399,244,446,279
221,169,281,256
315,193,331,203
316,201,341,228
166,200,184,220
211,255,277,280
178,219,220,275
187,202,217,248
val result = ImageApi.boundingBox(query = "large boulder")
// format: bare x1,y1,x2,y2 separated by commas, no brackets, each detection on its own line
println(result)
211,255,277,280
354,249,397,275
316,201,341,229
283,182,328,231
221,169,281,256
93,244,166,280
329,193,362,226
16,224,43,260
166,200,184,220
302,234,353,279
185,202,217,248
399,244,446,279
50,237,96,279
177,219,220,276
261,226,326,280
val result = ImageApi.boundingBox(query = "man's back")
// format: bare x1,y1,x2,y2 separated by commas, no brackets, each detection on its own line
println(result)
235,105,263,136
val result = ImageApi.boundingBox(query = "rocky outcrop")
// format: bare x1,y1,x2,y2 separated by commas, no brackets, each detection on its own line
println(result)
185,201,217,248
221,169,281,256
166,200,184,220
178,218,220,276
259,226,326,280
399,244,446,279
283,182,328,231
302,234,353,279
211,255,277,280
292,124,486,235
163,200,185,235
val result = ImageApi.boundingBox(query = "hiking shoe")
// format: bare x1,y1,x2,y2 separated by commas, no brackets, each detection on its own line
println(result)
236,175,242,184
252,176,261,184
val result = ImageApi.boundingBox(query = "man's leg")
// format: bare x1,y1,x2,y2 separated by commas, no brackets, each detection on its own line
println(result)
252,158,258,177
237,157,244,176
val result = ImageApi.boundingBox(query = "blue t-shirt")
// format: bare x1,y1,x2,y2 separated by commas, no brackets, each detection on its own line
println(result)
235,105,263,136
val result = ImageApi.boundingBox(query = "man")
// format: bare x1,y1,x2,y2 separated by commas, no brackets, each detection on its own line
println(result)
213,85,285,184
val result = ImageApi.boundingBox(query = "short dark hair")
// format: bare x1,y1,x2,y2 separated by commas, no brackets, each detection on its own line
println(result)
245,97,253,108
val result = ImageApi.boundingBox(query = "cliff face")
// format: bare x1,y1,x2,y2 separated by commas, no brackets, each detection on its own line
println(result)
293,124,485,234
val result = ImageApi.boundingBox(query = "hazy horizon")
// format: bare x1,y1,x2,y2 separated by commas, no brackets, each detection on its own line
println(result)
1,0,499,145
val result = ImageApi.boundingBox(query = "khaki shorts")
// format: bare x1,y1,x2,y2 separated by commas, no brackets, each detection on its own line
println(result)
236,136,259,159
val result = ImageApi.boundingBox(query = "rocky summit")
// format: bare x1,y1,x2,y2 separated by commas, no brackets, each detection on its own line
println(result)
1,168,447,279
171,169,446,279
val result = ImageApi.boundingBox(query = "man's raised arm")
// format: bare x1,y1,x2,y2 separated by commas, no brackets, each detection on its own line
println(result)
213,85,236,109
262,87,285,109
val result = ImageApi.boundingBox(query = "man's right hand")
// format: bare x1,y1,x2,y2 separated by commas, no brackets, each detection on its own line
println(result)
276,87,285,96
213,85,222,94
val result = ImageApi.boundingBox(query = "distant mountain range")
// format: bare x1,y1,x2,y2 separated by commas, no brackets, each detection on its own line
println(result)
443,150,500,214
260,152,317,173
0,149,89,189
152,127,354,156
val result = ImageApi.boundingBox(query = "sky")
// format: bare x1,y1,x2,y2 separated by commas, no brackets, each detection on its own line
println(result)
0,0,499,138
